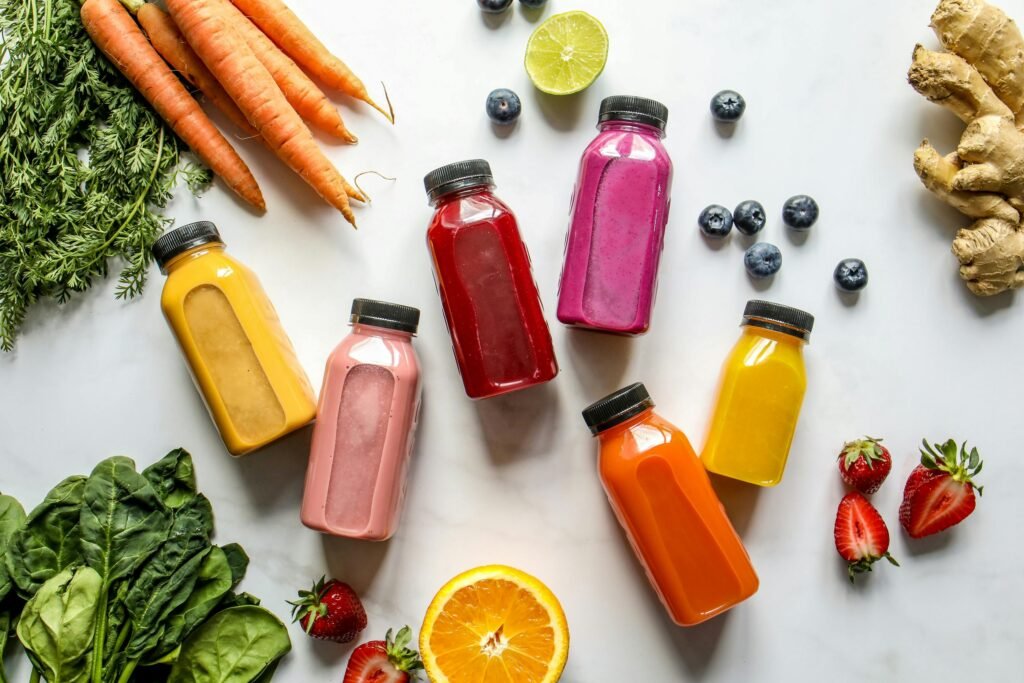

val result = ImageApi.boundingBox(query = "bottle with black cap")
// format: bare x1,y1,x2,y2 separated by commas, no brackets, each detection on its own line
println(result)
423,159,558,399
582,382,759,626
153,221,317,456
702,299,815,487
556,95,673,336
302,298,423,540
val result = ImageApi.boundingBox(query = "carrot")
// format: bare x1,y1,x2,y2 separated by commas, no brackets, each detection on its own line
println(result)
214,0,357,143
166,0,364,224
134,3,259,139
81,0,265,210
228,0,393,122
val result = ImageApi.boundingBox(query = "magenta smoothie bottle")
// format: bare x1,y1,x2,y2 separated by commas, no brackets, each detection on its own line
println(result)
556,96,673,335
301,299,422,541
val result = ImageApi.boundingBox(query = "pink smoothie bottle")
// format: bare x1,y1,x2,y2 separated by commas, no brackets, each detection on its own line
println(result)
556,96,673,335
301,299,422,541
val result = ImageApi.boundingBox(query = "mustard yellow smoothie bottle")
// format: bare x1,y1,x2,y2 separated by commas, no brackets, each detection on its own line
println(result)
701,301,814,486
153,221,316,455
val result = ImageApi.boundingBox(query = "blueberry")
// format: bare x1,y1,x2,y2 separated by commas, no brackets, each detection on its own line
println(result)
733,200,766,236
698,204,733,238
710,90,745,122
782,194,819,229
520,0,548,7
486,88,522,125
744,243,782,278
478,0,513,13
834,258,868,292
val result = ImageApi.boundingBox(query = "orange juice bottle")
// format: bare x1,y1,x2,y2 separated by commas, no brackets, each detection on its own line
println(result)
583,383,758,626
702,300,814,486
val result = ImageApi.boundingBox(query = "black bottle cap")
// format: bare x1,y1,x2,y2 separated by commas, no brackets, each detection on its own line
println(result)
742,300,815,340
351,298,420,334
423,159,494,202
152,221,223,272
598,96,669,132
582,383,654,435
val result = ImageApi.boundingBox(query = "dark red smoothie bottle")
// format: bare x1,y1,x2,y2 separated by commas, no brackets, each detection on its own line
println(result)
423,159,558,399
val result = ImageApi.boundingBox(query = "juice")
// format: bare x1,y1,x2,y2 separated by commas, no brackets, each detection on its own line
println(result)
702,300,814,486
154,221,316,455
302,299,422,541
424,159,558,399
584,383,758,626
557,96,672,335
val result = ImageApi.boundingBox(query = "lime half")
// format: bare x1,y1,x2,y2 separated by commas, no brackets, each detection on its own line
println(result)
525,11,609,95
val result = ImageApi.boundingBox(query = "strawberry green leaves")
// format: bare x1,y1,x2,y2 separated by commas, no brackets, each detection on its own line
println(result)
920,439,985,493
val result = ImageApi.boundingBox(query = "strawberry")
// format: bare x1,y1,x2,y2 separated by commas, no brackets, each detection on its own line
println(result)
834,492,899,582
343,626,423,683
288,577,367,643
899,439,984,539
838,436,892,494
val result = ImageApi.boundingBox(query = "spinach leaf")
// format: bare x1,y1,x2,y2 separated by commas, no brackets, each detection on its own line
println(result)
142,451,197,510
167,607,290,683
17,566,102,683
148,546,233,661
80,456,171,584
220,544,249,588
0,493,26,602
216,593,260,610
5,477,85,599
125,496,215,660
80,456,172,683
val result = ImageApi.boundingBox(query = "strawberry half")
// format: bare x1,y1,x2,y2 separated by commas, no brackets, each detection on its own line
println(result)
899,439,984,539
343,626,423,683
834,492,899,582
838,436,892,494
288,577,367,643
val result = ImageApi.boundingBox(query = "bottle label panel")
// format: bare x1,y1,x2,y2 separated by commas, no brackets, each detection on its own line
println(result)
184,285,286,444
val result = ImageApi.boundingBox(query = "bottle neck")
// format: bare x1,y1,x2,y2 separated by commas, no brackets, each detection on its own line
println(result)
742,323,807,347
350,322,414,341
598,119,665,138
594,406,655,441
161,243,225,275
429,182,494,207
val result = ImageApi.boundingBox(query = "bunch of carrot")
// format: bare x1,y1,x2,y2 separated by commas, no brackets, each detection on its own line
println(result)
79,0,391,226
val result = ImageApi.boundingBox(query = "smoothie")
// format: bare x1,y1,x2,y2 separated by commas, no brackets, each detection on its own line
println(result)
302,299,422,541
154,221,316,456
424,159,558,399
558,96,672,335
584,383,758,626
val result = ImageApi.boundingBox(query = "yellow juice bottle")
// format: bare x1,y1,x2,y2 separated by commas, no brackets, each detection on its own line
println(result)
701,300,814,486
154,221,316,455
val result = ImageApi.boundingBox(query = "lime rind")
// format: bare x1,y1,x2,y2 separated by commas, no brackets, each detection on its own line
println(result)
525,11,609,96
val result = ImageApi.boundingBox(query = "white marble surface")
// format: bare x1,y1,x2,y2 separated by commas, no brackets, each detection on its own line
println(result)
2,0,1023,680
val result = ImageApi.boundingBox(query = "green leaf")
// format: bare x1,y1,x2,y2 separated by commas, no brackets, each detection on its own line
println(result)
124,496,215,660
17,566,102,683
217,593,261,610
968,447,980,470
148,546,233,661
5,477,86,598
0,493,26,602
143,450,198,510
220,544,249,588
80,456,172,584
168,607,290,683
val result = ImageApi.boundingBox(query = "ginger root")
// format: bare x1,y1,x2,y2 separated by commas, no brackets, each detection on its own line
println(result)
909,0,1024,295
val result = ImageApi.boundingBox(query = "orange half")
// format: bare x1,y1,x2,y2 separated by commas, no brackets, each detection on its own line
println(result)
420,565,569,683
